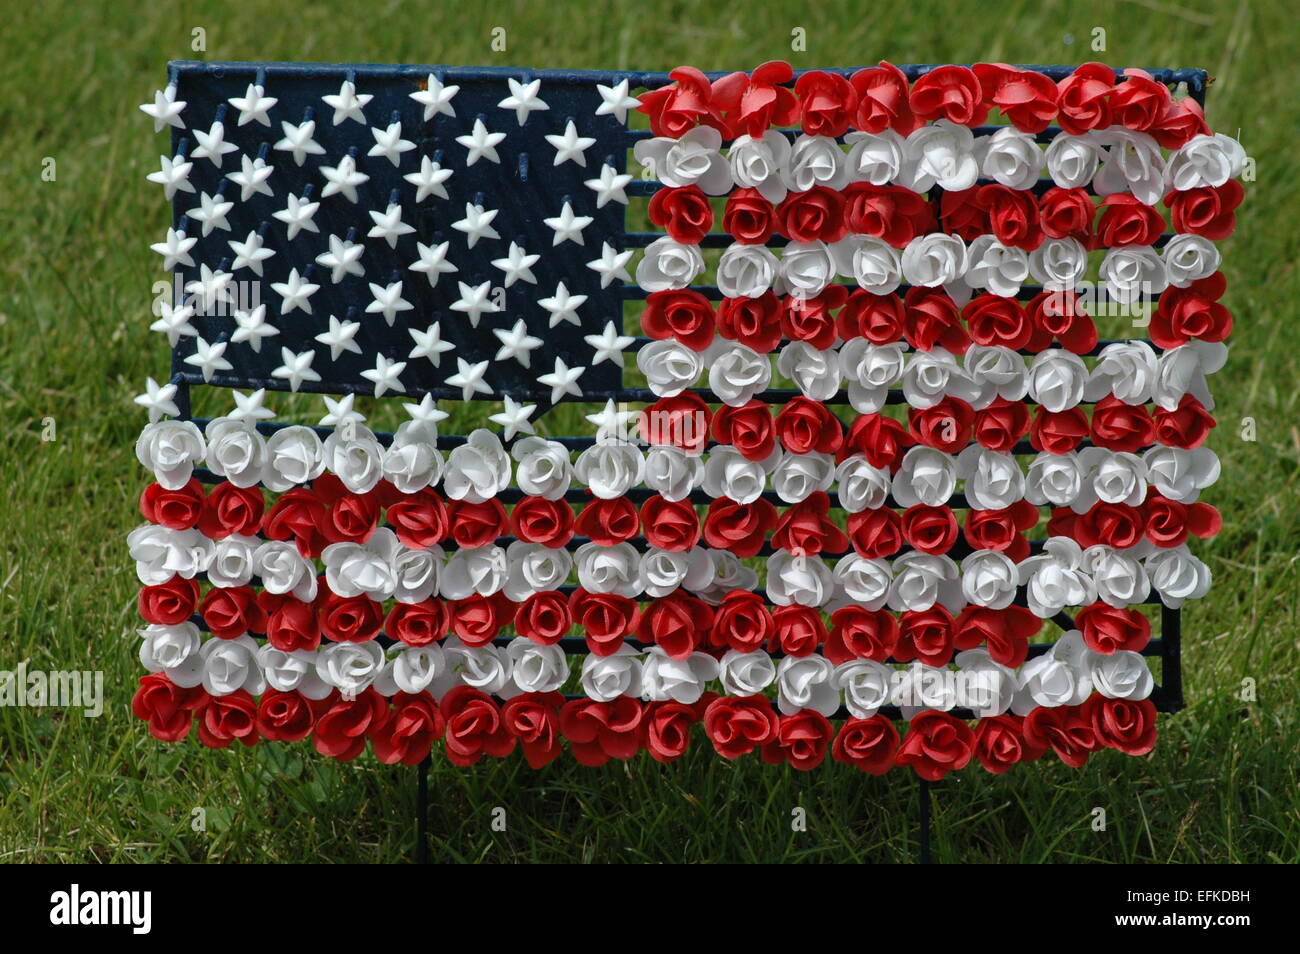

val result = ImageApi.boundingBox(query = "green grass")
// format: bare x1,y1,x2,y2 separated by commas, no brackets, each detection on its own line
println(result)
0,0,1297,862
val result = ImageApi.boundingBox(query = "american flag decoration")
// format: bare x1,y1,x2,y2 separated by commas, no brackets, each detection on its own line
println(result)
131,61,1239,775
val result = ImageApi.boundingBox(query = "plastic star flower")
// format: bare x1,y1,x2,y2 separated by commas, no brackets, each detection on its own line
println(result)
140,85,187,132
134,376,180,421
229,83,278,127
489,395,537,440
410,75,460,121
498,77,549,126
323,80,372,126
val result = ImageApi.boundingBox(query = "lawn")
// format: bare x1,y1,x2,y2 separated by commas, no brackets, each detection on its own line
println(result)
0,0,1296,863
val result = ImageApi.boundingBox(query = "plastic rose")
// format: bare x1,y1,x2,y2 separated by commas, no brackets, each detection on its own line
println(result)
708,342,772,405
641,647,719,704
512,436,573,500
836,454,892,512
139,622,203,687
265,424,325,492
1018,538,1096,617
322,423,384,494
844,129,907,185
201,634,266,696
575,442,645,499
717,243,779,298
981,126,1045,191
888,552,963,613
778,341,841,402
900,120,980,192
834,658,894,718
1045,131,1103,189
782,134,850,192
574,541,642,597
580,646,643,702
728,130,793,203
719,649,777,697
893,446,958,507
635,236,705,292
253,539,317,601
136,419,205,489
776,653,839,716
1164,133,1247,191
443,429,511,503
841,339,906,413
633,125,733,194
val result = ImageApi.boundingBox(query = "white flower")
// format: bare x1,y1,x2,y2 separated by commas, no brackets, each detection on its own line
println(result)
841,339,905,413
1078,447,1147,508
322,423,385,494
1101,245,1167,306
203,418,267,488
719,649,776,696
439,545,507,599
127,525,211,584
838,236,902,294
136,419,205,489
771,450,835,504
958,445,1025,510
443,638,513,694
964,345,1028,409
574,541,641,597
1028,349,1088,412
776,654,839,716
644,445,703,501
139,622,203,686
512,436,572,500
258,644,328,696
892,446,957,508
322,527,402,600
894,662,958,717
953,648,1016,717
965,235,1029,298
636,236,705,292
392,645,446,694
766,551,834,607
207,533,258,588
782,134,849,192
1162,233,1221,289
981,126,1045,190
392,542,441,603
201,634,265,696
778,341,840,401
1087,649,1154,700
638,338,703,397
504,540,572,601
1026,451,1084,507
1093,128,1166,205
728,130,792,203
902,346,979,409
1165,133,1247,191
641,647,718,704
834,659,894,718
1018,538,1096,617
778,240,837,297
1045,131,1103,189
832,554,892,609
383,421,443,494
889,552,963,613
1153,341,1227,412
265,425,325,492
581,646,642,701
1029,237,1089,290
633,125,732,193
1084,545,1150,607
716,243,779,298
708,342,771,406
900,120,979,191
639,547,713,598
902,232,968,288
1143,446,1219,502
504,637,569,694
1012,636,1091,714
253,539,317,601
691,550,760,604
574,442,644,499
835,454,891,513
1146,544,1211,607
1085,340,1158,405
844,129,906,185
702,445,771,504
443,429,511,503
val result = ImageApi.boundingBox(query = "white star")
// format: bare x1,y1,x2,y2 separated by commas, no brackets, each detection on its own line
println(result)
451,202,500,248
543,201,593,246
320,154,369,203
274,119,325,165
315,234,366,283
140,85,186,132
537,357,585,403
184,264,234,313
585,164,632,208
316,314,363,361
455,119,505,166
408,322,456,367
595,79,640,124
586,398,638,442
147,154,194,200
150,227,196,271
366,281,413,326
403,155,453,202
228,230,276,276
367,203,414,248
403,393,448,426
409,240,458,287
586,242,634,288
491,242,540,287
190,122,238,168
584,321,635,367
492,319,543,368
489,395,537,440
186,191,233,236
273,192,320,239
272,347,321,392
149,300,197,346
229,388,276,422
449,280,500,328
184,336,232,382
229,83,278,127
320,393,366,428
134,376,180,422
538,281,587,328
271,268,320,315
231,304,279,352
545,120,596,167
369,121,416,166
322,80,372,126
361,354,406,397
227,154,275,202
498,77,549,126
446,357,492,401
410,75,460,121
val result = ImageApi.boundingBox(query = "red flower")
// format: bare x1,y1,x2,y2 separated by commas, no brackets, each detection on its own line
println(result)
440,686,515,766
138,577,201,625
1030,406,1090,454
575,496,641,546
910,65,987,126
896,607,956,666
964,293,1032,349
1024,703,1098,768
1075,602,1152,654
703,497,778,557
560,697,645,766
711,60,799,138
1149,273,1232,348
717,289,783,351
1166,181,1243,240
200,585,265,639
722,188,779,245
850,61,918,134
256,688,315,742
836,290,906,344
1089,696,1158,755
846,507,903,559
1056,62,1114,135
904,286,969,354
197,689,258,749
447,497,507,549
1038,187,1096,243
1091,396,1154,453
1143,491,1221,548
502,692,564,768
974,397,1031,455
782,286,847,351
963,500,1039,563
1026,290,1098,354
1110,68,1171,131
318,591,383,643
712,400,775,462
386,490,448,548
826,605,898,663
940,188,991,241
637,591,713,659
704,695,779,758
132,673,205,742
979,184,1044,250
639,392,711,454
371,692,445,765
321,491,379,545
902,504,959,555
450,593,509,647
1072,501,1145,549
777,186,847,243
1152,97,1210,150
794,70,857,137
1153,394,1216,449
954,605,1042,668
510,495,575,548
386,600,448,648
762,710,835,770
973,63,1059,133
197,482,264,538
771,604,827,656
1097,194,1165,247
974,714,1045,773
638,65,725,138
895,709,975,780
648,185,714,245
834,716,900,774
771,490,849,556
776,396,843,455
842,413,912,469
262,488,329,558
312,688,388,762
909,397,974,454
140,477,204,530
644,700,700,762
515,590,572,645
842,183,936,248
711,589,775,653
641,288,715,351
265,596,320,652
640,494,700,551
569,589,639,656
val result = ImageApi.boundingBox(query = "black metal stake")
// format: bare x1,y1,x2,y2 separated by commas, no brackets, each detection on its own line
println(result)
416,755,430,864
919,778,932,864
